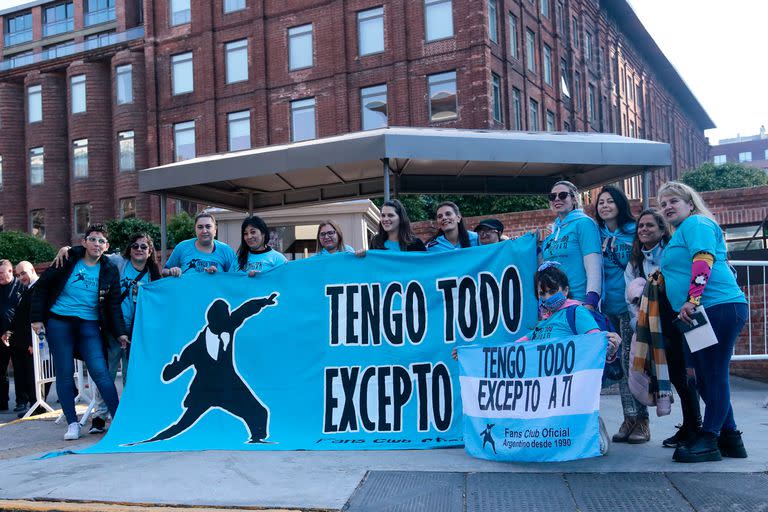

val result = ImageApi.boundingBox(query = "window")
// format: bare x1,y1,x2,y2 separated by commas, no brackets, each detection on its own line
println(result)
629,121,635,138
85,0,115,26
358,7,384,56
546,110,555,131
44,2,74,36
118,130,135,171
725,224,768,251
488,0,498,43
28,85,42,123
225,39,248,83
564,121,570,132
765,149,768,160
171,52,194,95
119,198,136,219
424,0,453,42
739,152,752,163
74,203,91,236
556,2,565,34
174,121,196,161
116,64,133,104
227,110,251,151
290,98,316,142
4,50,33,69
491,73,502,122
428,71,457,122
72,139,89,178
525,29,536,72
43,40,76,59
588,84,596,122
71,75,86,114
571,16,579,48
560,58,570,97
0,155,3,189
543,44,552,85
85,30,116,49
584,31,593,60
508,13,518,59
5,12,33,46
626,74,633,103
540,0,549,18
528,99,539,131
170,0,191,26
30,147,44,185
512,88,522,130
31,210,45,239
288,24,313,70
224,0,245,13
361,84,388,130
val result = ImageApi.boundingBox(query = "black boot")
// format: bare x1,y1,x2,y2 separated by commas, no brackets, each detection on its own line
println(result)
673,431,721,463
718,430,747,458
662,424,698,448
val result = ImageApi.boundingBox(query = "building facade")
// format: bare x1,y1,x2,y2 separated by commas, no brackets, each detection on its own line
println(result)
709,126,768,170
0,0,713,247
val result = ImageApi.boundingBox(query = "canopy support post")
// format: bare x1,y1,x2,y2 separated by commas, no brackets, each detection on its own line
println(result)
248,193,254,217
383,158,390,202
160,193,168,267
642,170,650,209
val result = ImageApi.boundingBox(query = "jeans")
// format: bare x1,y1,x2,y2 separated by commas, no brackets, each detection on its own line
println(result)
607,312,648,420
684,302,748,435
46,315,119,425
93,334,129,419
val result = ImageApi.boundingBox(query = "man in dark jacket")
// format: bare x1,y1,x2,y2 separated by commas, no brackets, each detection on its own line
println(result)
31,224,128,440
0,259,25,411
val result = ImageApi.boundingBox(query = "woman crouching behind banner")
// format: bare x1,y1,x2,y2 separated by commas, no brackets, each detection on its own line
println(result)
315,220,355,256
232,216,288,276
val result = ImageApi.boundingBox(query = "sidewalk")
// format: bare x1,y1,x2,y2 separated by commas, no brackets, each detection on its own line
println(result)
1,377,766,511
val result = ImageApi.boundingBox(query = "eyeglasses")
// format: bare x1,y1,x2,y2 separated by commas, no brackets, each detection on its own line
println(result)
319,231,337,238
131,243,149,250
548,191,572,202
477,230,500,237
86,236,108,245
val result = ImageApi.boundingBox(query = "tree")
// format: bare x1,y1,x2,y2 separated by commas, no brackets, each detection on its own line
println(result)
0,232,57,264
373,194,548,221
681,162,768,192
168,212,195,247
105,218,162,254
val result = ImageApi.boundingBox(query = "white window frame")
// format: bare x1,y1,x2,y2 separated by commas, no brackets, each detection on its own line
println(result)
28,84,42,123
72,138,88,178
491,73,502,122
223,0,245,14
173,120,196,162
170,0,191,26
357,7,385,56
29,147,44,185
529,98,539,131
712,154,726,165
119,197,136,219
543,44,552,85
508,12,518,59
73,202,91,236
739,151,752,163
225,39,248,84
290,98,317,142
360,84,388,130
428,71,458,122
227,110,251,151
116,64,133,104
525,29,536,72
118,130,135,171
288,24,313,71
171,52,194,95
71,74,86,114
488,0,498,43
424,0,453,42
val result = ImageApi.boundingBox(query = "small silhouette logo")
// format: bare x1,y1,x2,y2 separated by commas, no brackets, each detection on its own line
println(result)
480,423,497,454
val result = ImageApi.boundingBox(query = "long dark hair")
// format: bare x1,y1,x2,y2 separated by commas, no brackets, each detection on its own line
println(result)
122,232,162,281
370,199,418,251
429,201,471,248
237,216,271,271
629,209,671,275
595,186,635,233
534,264,570,298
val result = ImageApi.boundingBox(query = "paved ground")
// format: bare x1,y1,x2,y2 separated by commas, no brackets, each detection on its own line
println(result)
1,377,766,511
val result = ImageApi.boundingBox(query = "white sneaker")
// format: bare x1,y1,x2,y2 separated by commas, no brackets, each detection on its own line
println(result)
64,422,81,441
599,416,611,455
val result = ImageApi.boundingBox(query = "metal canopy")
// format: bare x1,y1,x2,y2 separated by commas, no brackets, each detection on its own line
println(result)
138,127,671,211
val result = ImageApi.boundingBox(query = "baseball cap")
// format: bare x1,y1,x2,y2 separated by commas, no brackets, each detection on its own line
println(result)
474,219,504,232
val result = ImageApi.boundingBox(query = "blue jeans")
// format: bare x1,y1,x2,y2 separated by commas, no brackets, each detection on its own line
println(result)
46,315,119,425
684,302,748,435
93,334,129,419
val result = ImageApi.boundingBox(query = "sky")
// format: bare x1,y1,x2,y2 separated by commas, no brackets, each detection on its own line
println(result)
1,0,765,144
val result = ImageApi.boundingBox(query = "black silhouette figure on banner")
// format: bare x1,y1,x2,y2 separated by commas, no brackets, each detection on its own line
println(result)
130,293,278,445
480,423,497,454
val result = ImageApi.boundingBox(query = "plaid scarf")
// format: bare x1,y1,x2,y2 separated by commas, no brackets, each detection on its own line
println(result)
632,270,672,398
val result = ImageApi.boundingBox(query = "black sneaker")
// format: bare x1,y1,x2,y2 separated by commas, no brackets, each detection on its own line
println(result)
13,402,28,412
673,432,721,463
662,425,697,448
718,430,747,458
89,416,106,434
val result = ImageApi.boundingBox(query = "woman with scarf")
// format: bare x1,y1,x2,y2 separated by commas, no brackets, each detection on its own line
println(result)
541,181,602,309
624,209,702,449
593,186,649,444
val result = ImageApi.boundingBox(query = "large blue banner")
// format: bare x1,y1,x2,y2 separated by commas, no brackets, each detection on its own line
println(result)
81,234,539,453
458,333,607,462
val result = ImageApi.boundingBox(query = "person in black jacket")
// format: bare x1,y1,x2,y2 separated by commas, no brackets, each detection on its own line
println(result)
0,259,25,411
30,224,128,441
367,199,427,252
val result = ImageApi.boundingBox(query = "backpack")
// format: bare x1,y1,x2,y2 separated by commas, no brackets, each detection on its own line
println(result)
564,305,623,388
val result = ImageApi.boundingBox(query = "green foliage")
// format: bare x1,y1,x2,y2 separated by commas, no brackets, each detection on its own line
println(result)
681,162,768,192
168,212,195,247
105,218,162,254
373,194,549,221
0,231,57,264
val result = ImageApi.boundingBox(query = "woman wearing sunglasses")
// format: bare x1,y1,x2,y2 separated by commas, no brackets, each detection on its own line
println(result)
540,181,603,310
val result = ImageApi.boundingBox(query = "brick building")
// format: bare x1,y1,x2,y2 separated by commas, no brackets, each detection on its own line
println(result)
0,0,714,247
709,126,768,170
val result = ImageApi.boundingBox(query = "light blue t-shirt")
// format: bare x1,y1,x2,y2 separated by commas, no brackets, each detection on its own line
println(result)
119,262,152,331
51,260,101,320
527,305,599,340
660,215,746,311
541,210,602,303
600,222,636,316
230,249,288,274
165,239,236,274
426,231,480,253
383,240,401,251
316,244,354,256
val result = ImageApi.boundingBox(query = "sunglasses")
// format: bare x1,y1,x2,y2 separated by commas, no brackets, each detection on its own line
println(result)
86,236,108,245
319,231,337,238
131,243,149,250
548,191,572,202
